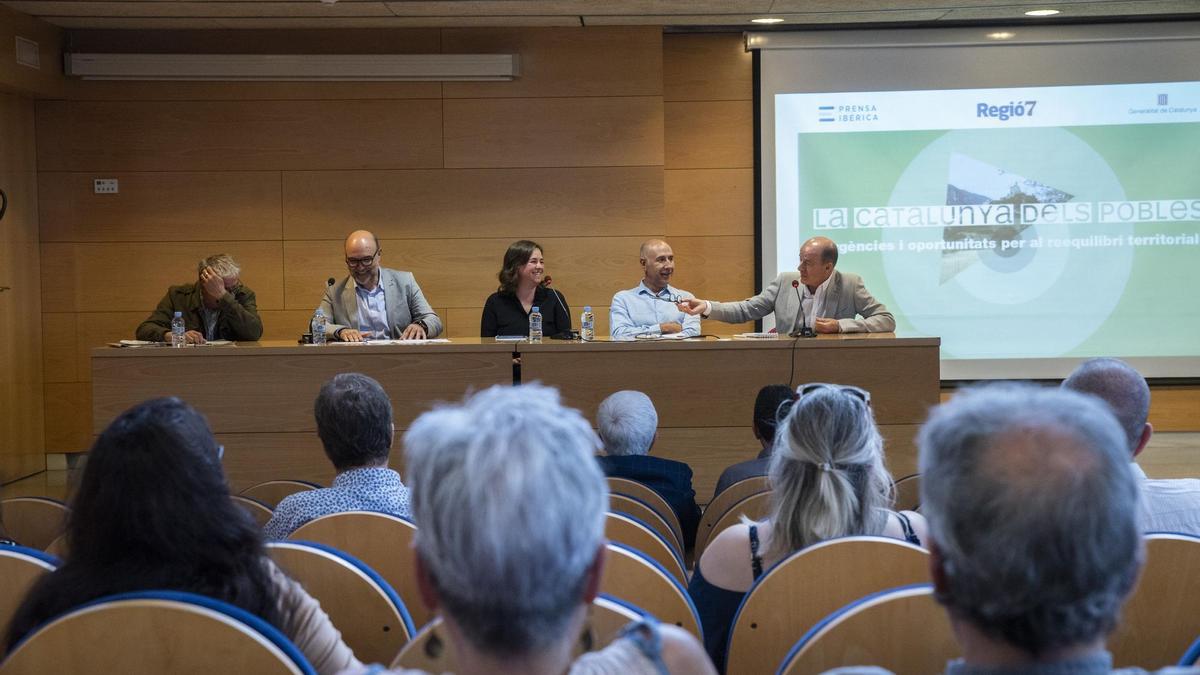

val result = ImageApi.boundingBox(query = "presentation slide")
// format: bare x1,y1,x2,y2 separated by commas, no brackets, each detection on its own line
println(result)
774,81,1200,375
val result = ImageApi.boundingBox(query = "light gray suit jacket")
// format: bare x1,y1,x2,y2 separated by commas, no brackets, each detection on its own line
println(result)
319,268,443,338
707,270,895,334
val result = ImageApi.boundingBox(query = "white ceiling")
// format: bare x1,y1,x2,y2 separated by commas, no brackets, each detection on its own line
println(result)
4,0,1199,30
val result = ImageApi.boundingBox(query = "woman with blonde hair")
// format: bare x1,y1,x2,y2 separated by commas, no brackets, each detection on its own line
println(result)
687,383,927,672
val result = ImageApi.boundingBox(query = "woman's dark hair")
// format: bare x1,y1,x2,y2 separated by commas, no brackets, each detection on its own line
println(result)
4,397,281,652
497,240,543,295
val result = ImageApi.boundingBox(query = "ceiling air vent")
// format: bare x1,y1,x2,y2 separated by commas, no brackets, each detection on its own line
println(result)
15,37,40,69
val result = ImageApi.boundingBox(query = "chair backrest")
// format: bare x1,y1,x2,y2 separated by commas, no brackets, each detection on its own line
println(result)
390,594,644,672
1181,634,1200,666
604,512,688,587
232,495,275,528
601,542,702,640
239,480,322,509
725,535,930,675
609,493,683,556
43,535,68,559
287,511,428,627
267,540,416,665
776,584,957,675
695,476,770,557
891,473,921,511
1110,533,1200,668
1,590,316,675
1,497,69,550
705,491,773,552
0,546,59,646
607,478,685,554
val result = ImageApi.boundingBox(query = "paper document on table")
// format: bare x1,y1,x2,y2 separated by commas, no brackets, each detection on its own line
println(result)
733,332,779,340
634,333,691,340
331,339,452,345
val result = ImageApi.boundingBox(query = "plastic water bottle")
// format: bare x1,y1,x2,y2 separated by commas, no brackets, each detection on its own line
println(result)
529,306,543,343
311,309,327,345
170,311,186,348
580,306,595,341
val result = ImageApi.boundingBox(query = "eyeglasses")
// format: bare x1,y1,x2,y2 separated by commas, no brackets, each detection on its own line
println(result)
796,382,871,405
345,250,380,268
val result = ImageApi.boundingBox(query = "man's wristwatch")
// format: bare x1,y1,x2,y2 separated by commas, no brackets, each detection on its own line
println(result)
413,320,429,334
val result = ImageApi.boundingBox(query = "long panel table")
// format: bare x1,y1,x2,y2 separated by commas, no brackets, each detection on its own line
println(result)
92,335,939,499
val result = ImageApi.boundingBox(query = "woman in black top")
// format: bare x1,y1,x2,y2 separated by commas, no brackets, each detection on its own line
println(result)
481,240,572,338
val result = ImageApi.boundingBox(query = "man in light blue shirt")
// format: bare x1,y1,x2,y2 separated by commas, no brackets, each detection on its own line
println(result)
609,239,701,340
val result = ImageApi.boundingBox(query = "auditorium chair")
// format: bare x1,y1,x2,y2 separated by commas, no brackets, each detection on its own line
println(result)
287,511,428,627
604,511,688,586
391,594,645,672
891,473,922,511
694,476,770,557
1181,634,1200,666
775,584,957,675
601,541,702,640
724,535,930,674
0,546,59,644
43,534,68,559
0,590,316,674
699,490,773,559
1,497,69,550
239,480,322,509
1110,533,1200,668
232,494,274,528
267,540,416,664
609,492,684,556
607,477,685,553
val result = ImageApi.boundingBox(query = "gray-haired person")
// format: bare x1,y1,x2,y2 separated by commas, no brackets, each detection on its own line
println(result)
595,390,702,550
344,384,714,675
1063,357,1200,537
917,383,1196,674
136,253,263,343
264,373,410,540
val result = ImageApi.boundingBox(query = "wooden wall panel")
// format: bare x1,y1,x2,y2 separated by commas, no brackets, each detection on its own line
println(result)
40,241,285,313
41,313,77,383
1148,387,1200,432
0,4,65,97
663,33,752,102
664,100,754,169
44,383,90,455
36,99,444,172
283,237,649,311
443,97,664,168
40,172,283,242
443,26,663,98
282,167,664,240
666,168,753,237
0,93,45,481
669,236,756,302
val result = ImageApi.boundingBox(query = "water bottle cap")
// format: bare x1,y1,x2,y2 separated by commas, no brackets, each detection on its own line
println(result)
173,311,182,317
532,306,539,312
584,306,592,311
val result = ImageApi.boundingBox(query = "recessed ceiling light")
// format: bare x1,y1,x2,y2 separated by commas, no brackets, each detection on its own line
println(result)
987,31,1016,39
751,17,785,24
1024,9,1061,16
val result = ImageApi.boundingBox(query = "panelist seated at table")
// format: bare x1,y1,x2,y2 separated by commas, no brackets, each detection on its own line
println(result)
678,236,895,335
135,253,263,344
320,229,442,342
481,239,572,338
610,239,700,340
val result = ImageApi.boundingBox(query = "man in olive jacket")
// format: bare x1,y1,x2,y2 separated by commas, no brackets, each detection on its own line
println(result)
136,254,264,344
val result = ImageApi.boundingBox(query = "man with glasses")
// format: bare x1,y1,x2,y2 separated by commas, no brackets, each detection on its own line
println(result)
135,253,263,344
610,239,701,340
320,229,442,341
678,236,894,335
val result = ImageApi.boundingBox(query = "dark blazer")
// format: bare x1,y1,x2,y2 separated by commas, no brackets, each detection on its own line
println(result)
136,282,263,342
712,454,771,501
597,454,702,550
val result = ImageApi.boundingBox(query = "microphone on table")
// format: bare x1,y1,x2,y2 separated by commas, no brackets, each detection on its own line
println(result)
542,276,579,340
788,279,815,338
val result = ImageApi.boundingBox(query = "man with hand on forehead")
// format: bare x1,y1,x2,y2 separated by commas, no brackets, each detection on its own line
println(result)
136,253,263,344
